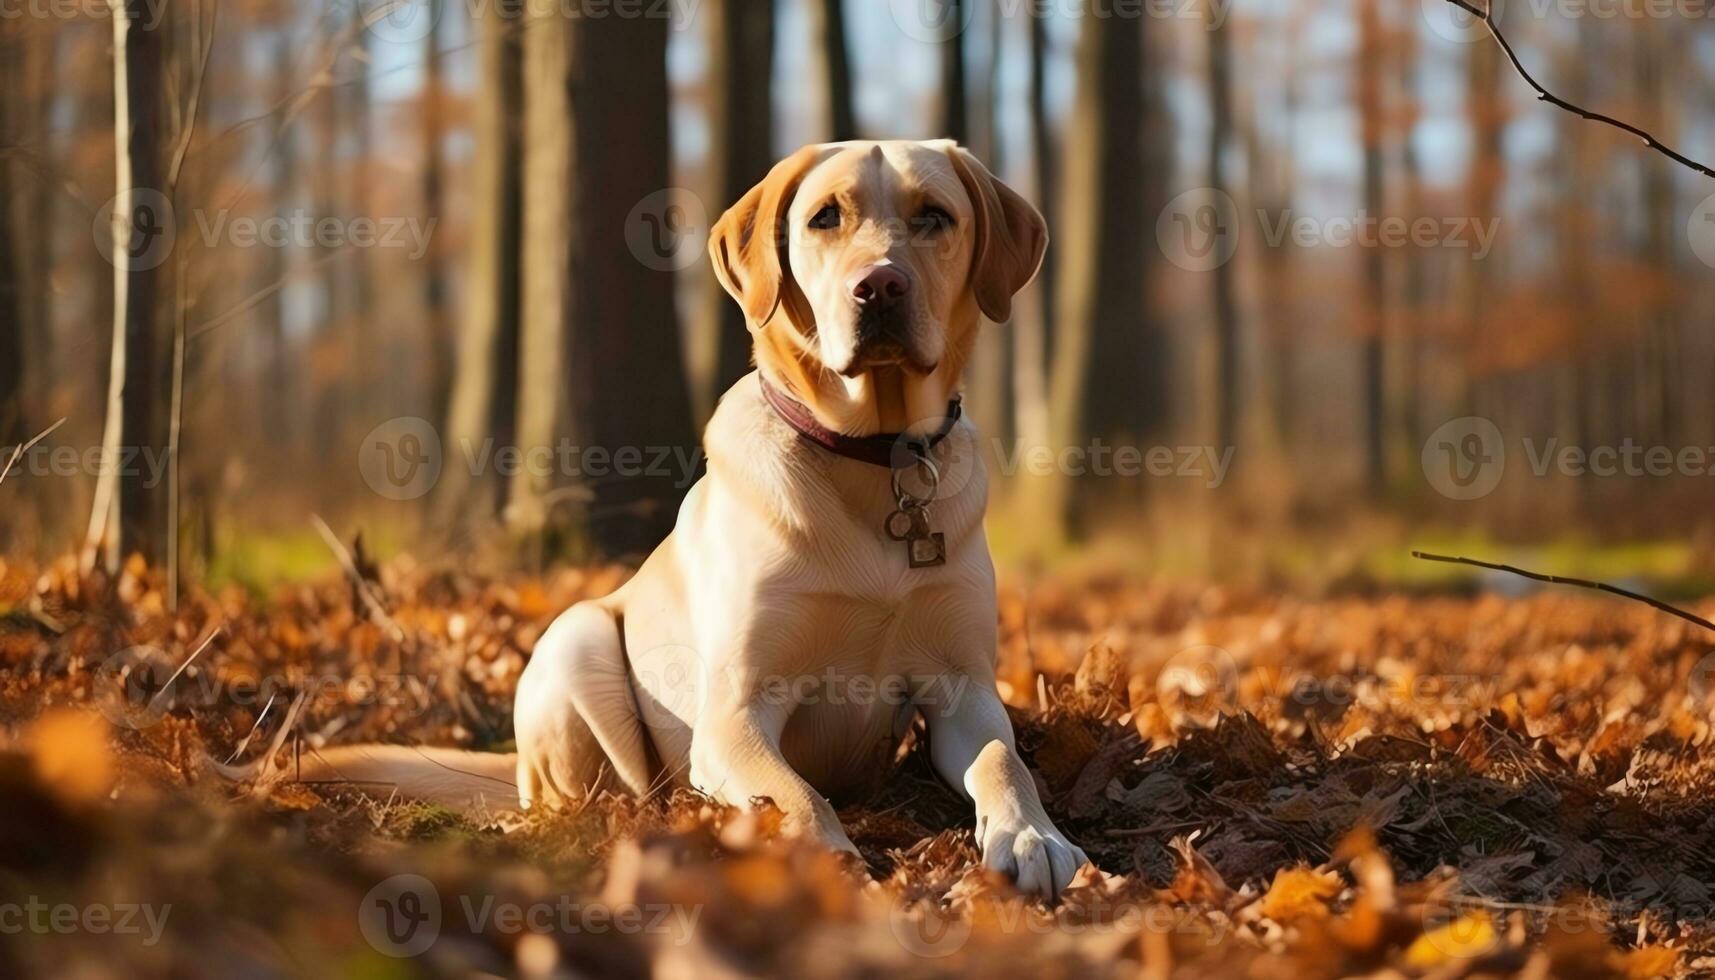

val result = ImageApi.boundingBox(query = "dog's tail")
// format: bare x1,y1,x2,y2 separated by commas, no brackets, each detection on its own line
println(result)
293,744,522,812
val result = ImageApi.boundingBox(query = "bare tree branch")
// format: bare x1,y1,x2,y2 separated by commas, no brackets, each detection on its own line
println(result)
1412,550,1715,634
1445,0,1714,180
166,0,216,194
0,418,67,488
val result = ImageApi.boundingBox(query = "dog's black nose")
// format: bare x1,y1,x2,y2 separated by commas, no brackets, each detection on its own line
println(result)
848,265,910,305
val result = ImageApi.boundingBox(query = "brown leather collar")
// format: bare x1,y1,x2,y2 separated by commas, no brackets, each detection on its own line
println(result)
759,376,962,470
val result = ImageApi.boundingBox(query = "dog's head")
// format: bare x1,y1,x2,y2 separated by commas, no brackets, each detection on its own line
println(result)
710,140,1046,435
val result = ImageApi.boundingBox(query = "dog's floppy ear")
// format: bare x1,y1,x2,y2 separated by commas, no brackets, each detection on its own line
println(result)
947,145,1048,324
709,145,822,330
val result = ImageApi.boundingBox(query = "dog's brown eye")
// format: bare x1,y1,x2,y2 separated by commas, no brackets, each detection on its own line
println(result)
808,204,841,230
915,206,955,233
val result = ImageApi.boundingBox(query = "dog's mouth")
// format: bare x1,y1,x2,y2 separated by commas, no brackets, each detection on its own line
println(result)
838,342,938,378
840,338,906,376
839,311,937,378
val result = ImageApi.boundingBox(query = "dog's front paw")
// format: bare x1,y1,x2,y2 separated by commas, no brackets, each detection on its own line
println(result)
978,813,1089,899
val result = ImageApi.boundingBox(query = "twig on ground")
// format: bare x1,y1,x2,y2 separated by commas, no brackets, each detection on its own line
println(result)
224,691,279,765
152,626,225,712
1444,0,1715,180
206,690,309,786
1411,550,1715,635
310,514,407,644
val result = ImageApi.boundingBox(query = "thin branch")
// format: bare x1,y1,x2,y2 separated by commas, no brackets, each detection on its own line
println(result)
188,247,349,340
1411,550,1715,635
310,514,407,644
0,418,67,487
1445,0,1714,180
167,0,216,193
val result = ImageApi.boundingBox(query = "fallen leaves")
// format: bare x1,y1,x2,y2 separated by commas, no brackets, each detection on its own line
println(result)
1257,866,1343,922
2,559,1714,976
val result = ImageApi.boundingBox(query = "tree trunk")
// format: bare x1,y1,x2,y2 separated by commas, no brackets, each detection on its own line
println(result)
261,28,296,447
1045,12,1156,537
0,19,23,441
1241,13,1299,464
422,0,453,426
1026,11,1056,357
440,0,523,525
345,19,376,401
572,11,698,556
1008,10,1053,504
962,6,1009,442
811,0,856,141
1459,40,1502,420
1635,22,1677,449
1206,4,1239,455
1397,20,1425,464
1357,0,1386,495
84,0,168,574
508,0,570,533
939,0,966,142
698,0,773,421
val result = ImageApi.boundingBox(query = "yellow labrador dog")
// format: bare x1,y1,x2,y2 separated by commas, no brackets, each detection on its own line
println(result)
309,141,1088,898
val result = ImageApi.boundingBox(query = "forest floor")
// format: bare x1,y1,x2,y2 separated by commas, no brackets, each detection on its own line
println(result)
2,553,1714,978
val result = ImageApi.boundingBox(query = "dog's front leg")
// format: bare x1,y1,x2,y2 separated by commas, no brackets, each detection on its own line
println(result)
689,693,858,855
922,673,1089,898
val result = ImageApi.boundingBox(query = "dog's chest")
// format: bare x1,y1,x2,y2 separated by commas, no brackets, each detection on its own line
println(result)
748,574,975,793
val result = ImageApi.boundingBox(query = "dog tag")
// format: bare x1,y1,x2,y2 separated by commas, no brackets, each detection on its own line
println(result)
907,532,946,568
886,504,946,569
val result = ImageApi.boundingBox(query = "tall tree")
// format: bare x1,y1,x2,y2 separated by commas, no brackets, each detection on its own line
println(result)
939,0,966,142
343,8,376,407
1635,21,1678,449
572,10,697,555
84,0,169,573
1242,0,1301,462
508,0,571,532
421,0,452,425
1009,10,1055,465
1396,16,1425,463
1357,0,1387,494
261,25,297,446
810,0,856,140
1457,39,1504,420
440,0,523,524
962,6,1009,442
1045,11,1158,536
698,0,774,419
1206,3,1239,454
0,18,24,441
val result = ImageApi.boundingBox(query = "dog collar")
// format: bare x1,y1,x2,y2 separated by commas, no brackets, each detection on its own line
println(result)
758,376,962,470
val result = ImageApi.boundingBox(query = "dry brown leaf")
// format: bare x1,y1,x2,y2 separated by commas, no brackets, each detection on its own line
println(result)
1258,866,1343,922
